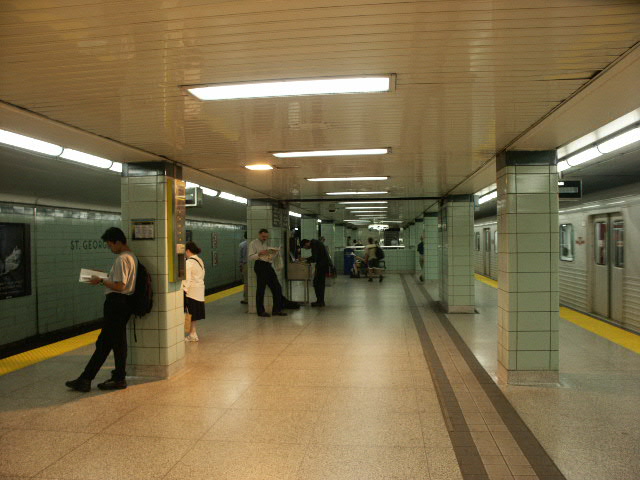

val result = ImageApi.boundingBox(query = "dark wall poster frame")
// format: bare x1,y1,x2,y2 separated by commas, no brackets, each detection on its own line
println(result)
0,222,32,300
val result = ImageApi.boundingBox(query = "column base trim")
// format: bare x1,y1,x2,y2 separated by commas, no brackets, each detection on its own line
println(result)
128,356,185,379
497,363,559,386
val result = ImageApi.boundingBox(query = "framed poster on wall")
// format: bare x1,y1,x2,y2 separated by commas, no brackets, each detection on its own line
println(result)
0,223,31,300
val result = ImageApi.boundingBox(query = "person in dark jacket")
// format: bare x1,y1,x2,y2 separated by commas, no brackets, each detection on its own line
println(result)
301,238,331,307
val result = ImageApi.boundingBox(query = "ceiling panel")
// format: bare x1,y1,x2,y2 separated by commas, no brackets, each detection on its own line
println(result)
1,0,639,225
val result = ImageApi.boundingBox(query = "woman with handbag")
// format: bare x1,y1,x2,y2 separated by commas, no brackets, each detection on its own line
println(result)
184,241,206,342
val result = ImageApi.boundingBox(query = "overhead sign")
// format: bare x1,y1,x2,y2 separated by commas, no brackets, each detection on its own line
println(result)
559,180,582,200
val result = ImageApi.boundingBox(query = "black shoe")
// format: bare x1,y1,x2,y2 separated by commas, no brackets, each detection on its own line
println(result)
65,378,91,392
419,275,424,282
311,302,325,307
240,300,248,304
97,378,127,390
368,278,373,282
257,312,271,317
379,276,384,282
272,311,288,316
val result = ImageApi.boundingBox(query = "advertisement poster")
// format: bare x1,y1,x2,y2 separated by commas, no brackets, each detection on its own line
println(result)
0,223,31,300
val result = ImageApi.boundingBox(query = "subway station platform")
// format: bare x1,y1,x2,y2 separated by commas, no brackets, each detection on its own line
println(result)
0,275,638,480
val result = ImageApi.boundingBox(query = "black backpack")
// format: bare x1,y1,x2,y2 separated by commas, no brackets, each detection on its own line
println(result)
375,245,385,260
129,260,153,318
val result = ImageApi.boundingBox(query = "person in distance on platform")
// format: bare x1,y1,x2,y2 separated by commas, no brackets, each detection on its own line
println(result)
301,238,332,307
184,241,206,342
417,236,425,282
239,232,248,305
248,228,287,317
66,227,136,392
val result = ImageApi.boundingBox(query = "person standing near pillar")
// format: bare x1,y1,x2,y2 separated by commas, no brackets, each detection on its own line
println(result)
239,232,248,305
301,238,330,307
248,229,287,317
184,241,205,342
417,236,425,282
65,227,136,392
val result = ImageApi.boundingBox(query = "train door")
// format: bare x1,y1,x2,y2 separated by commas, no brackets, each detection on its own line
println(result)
590,214,624,322
483,228,491,277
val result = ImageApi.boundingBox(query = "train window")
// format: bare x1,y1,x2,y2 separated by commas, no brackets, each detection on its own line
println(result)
594,222,607,265
494,231,498,253
560,224,574,261
475,232,481,251
613,221,624,268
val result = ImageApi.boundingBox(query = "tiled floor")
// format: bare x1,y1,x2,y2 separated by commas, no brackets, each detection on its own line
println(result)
0,275,636,479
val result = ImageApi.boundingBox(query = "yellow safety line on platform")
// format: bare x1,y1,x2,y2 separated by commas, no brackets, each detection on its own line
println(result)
205,284,244,303
0,330,100,377
0,284,244,376
474,274,639,354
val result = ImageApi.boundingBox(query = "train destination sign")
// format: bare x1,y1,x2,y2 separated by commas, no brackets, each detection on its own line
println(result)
559,180,582,200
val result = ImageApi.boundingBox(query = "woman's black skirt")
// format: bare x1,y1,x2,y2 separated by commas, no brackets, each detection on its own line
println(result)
184,294,206,321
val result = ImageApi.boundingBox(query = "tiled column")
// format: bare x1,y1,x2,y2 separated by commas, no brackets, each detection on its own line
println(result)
321,221,335,258
438,196,475,313
334,224,345,248
246,201,287,314
121,162,185,378
496,151,559,385
424,214,439,280
301,215,318,240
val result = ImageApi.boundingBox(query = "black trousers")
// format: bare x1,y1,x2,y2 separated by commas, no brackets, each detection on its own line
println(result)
81,293,131,381
313,264,328,303
254,260,284,314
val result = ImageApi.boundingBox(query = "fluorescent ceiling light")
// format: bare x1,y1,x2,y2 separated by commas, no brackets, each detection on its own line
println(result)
326,191,388,195
384,221,403,223
219,192,247,204
274,148,389,158
557,160,570,173
307,176,388,182
60,148,112,169
597,126,640,154
201,187,218,197
317,219,322,223
186,182,199,188
478,190,497,205
289,211,302,218
339,201,388,204
109,162,123,173
187,76,392,101
566,147,601,167
354,211,387,214
245,164,273,170
0,129,63,156
346,206,387,210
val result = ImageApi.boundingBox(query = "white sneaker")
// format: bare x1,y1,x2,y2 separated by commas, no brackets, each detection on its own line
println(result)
185,334,199,342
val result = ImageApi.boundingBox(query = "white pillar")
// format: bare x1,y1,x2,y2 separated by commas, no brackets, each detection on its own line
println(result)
122,162,185,378
496,151,559,385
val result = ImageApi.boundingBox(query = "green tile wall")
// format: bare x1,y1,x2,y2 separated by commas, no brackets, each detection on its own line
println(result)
1,202,245,347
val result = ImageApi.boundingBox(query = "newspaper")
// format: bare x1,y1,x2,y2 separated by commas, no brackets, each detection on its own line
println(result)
79,268,108,283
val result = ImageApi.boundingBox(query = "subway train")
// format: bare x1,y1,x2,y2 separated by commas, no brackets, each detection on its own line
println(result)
474,182,640,333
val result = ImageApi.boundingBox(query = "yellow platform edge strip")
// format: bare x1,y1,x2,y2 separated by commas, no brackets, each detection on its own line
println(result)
475,274,639,354
0,284,245,376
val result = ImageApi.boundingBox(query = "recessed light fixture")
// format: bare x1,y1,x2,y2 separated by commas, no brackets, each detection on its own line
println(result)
345,206,388,210
186,75,393,101
353,211,387,214
219,192,247,204
245,164,273,171
273,148,389,158
338,201,388,204
478,191,497,205
60,148,112,169
307,176,388,182
289,211,302,218
326,191,388,195
0,129,63,156
201,187,218,197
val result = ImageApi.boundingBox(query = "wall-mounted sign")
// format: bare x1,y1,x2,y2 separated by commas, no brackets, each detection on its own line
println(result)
0,223,31,300
272,207,286,228
211,251,218,266
211,232,218,249
131,220,155,240
559,180,582,200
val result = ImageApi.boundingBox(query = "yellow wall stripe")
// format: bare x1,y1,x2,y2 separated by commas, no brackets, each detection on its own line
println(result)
0,284,245,376
475,274,639,354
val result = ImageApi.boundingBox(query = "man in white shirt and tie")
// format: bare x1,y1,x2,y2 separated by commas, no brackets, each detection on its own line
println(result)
248,228,287,317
